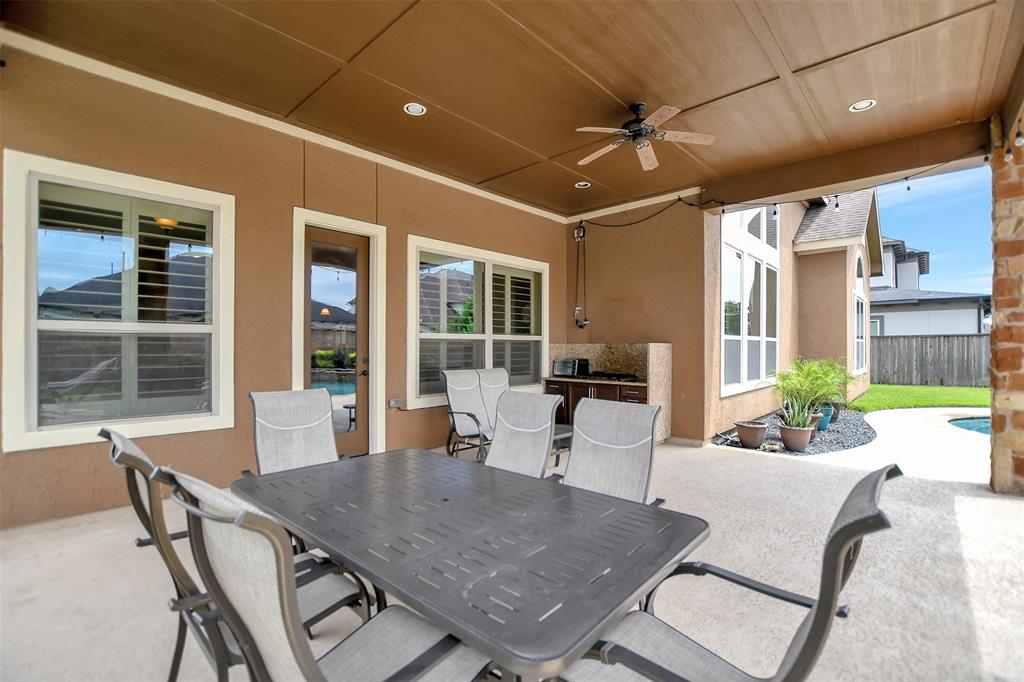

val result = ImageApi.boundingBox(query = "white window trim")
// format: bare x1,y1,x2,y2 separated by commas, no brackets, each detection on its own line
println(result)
290,207,387,454
406,235,549,409
853,294,869,376
720,208,780,398
852,255,869,376
2,149,235,452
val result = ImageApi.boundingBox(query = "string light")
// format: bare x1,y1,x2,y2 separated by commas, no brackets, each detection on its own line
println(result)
1016,128,1023,148
833,195,840,211
1005,147,1014,162
984,151,990,163
772,203,778,217
904,177,910,192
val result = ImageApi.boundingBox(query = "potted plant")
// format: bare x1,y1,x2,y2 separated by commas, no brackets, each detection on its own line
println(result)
819,358,855,429
775,358,838,452
734,420,767,449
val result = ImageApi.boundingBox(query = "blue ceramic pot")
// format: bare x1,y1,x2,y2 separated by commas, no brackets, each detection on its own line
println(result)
818,404,834,431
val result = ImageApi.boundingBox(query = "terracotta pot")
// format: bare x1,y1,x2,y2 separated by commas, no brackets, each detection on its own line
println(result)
779,424,814,452
734,420,767,449
809,413,824,441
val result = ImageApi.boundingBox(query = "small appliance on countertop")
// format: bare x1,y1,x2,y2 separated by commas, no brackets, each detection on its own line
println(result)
552,358,590,377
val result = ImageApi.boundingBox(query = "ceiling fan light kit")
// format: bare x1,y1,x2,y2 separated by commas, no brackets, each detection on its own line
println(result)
575,101,715,171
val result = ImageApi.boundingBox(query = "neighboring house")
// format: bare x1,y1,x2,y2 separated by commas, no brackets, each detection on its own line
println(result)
869,236,991,335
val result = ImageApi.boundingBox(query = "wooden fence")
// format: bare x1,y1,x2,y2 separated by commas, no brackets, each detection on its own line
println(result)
870,334,990,387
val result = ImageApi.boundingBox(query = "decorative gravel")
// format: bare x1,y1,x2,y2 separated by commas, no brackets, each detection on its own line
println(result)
722,409,876,456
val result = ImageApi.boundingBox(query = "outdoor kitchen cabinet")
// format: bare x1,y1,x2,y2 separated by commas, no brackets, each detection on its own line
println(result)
544,379,648,426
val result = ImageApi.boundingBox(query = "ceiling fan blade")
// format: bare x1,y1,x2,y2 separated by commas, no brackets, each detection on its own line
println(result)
577,139,625,165
658,130,716,145
655,130,712,146
576,126,628,134
635,141,659,171
641,105,681,129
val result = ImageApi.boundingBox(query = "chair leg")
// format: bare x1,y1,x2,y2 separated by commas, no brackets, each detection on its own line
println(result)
445,427,455,457
167,613,188,682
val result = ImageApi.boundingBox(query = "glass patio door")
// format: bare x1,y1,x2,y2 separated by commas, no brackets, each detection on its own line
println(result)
304,227,369,455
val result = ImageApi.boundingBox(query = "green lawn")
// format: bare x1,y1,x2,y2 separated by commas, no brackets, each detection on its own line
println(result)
849,384,990,413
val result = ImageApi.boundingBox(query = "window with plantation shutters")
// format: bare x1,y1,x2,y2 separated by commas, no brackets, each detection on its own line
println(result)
3,151,234,452
34,182,215,428
410,237,547,404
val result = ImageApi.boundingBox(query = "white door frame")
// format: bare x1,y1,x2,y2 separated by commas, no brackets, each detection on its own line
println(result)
292,207,386,453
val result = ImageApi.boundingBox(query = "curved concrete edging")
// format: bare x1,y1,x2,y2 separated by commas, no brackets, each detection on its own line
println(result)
708,407,992,484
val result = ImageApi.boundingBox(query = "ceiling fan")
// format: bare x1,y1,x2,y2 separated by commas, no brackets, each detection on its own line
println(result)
575,101,714,171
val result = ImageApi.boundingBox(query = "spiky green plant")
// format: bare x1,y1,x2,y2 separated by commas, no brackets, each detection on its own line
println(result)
775,357,849,427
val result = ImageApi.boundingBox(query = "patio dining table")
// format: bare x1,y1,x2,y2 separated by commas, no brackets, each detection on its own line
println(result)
231,449,709,680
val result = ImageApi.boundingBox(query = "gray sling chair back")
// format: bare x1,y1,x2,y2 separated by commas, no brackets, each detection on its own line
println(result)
162,466,493,682
564,464,903,682
100,428,244,682
250,388,339,473
483,392,563,478
561,398,662,503
248,388,374,634
442,368,508,459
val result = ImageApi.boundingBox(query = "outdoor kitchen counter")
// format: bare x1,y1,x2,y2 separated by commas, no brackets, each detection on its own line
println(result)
547,376,648,386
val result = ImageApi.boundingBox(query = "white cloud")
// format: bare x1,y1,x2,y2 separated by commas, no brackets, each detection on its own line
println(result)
876,166,990,210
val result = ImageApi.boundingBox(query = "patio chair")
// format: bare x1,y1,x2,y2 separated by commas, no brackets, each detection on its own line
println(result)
442,369,494,459
565,464,903,682
100,427,244,682
477,367,510,431
163,466,493,682
561,398,661,503
483,391,563,478
250,388,339,473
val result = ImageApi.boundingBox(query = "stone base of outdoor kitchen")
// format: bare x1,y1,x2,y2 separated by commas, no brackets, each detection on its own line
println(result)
717,410,877,456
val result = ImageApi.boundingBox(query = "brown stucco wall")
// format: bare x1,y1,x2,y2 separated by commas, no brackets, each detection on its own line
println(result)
796,243,871,401
0,50,567,526
563,201,706,440
701,203,805,439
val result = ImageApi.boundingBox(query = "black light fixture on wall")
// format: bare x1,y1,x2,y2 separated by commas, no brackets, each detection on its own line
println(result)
573,222,589,329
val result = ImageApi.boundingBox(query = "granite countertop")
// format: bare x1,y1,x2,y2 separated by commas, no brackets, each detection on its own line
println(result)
545,376,648,387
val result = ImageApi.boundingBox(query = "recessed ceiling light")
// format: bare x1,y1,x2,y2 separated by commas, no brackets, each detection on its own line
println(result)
848,98,876,112
574,181,592,189
403,102,427,116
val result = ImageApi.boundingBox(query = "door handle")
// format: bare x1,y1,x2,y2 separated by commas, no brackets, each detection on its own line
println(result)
359,370,369,377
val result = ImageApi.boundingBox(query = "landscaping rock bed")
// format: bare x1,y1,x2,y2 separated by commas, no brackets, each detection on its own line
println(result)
721,409,876,456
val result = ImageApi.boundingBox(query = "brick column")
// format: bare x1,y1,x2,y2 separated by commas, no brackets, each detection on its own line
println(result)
991,143,1024,493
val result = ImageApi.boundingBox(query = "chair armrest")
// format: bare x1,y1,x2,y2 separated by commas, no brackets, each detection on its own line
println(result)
295,560,342,589
448,410,484,438
135,529,188,547
169,592,213,613
668,562,849,618
648,498,666,508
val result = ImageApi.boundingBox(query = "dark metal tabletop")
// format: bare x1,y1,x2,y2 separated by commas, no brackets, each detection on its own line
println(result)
231,449,708,679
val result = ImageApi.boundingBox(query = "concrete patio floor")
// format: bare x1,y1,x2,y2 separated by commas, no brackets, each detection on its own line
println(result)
2,441,1022,681
802,407,993,484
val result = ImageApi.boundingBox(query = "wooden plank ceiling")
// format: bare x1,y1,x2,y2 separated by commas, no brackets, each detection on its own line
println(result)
3,0,1022,216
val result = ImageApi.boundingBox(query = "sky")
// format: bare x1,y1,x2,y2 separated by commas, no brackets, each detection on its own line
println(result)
875,165,992,294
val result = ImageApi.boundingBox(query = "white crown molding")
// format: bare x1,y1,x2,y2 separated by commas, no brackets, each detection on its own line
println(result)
0,27,707,226
0,28,576,222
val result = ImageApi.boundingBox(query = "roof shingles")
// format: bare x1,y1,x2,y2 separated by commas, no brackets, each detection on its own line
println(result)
794,188,875,244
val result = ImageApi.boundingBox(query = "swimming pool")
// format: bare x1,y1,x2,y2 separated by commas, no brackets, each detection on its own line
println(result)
312,381,356,396
950,417,991,435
